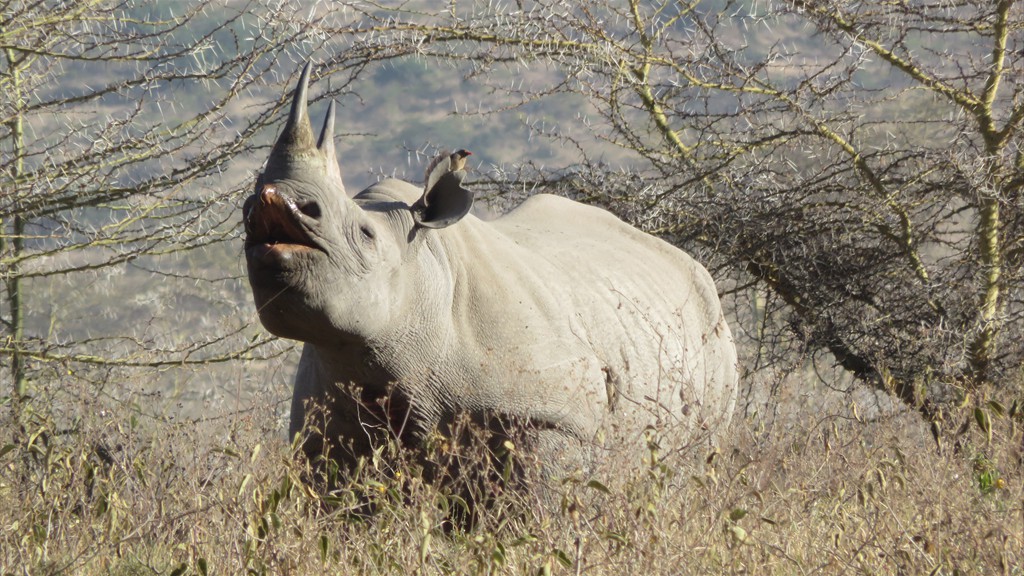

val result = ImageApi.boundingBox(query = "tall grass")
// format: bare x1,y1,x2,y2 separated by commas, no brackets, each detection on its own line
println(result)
1,373,1021,575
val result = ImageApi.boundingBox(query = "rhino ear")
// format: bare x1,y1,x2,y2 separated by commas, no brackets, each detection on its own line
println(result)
413,170,474,229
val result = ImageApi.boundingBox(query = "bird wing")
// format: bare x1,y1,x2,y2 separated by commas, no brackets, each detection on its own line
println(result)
423,150,453,199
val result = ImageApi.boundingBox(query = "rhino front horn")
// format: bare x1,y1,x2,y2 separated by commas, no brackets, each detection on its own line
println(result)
264,62,318,179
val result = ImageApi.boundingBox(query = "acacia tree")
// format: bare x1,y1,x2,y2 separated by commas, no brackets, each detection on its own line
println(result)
277,0,1024,419
10,0,1017,426
0,0,311,402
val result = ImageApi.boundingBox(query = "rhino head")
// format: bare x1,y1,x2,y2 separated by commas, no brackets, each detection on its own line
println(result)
242,63,473,346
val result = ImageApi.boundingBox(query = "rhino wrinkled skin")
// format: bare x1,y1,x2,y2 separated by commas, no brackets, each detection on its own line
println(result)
243,64,738,486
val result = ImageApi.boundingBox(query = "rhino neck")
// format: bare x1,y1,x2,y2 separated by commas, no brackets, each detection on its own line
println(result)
304,214,470,394
372,249,459,379
303,340,398,393
303,266,455,392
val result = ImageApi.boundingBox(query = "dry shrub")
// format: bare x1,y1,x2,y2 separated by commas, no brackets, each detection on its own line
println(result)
1,373,1021,575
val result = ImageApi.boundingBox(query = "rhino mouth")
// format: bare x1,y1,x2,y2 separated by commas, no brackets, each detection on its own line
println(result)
243,185,323,262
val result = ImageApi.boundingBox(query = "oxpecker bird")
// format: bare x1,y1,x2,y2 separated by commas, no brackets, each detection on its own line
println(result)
422,149,472,190
449,149,472,172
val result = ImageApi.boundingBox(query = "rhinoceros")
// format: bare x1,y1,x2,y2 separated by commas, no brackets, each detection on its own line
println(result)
243,63,738,488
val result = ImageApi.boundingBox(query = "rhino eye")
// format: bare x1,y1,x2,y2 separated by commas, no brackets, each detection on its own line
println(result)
298,201,321,219
360,224,376,241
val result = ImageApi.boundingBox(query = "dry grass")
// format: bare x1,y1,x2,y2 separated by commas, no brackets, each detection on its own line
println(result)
1,374,1021,575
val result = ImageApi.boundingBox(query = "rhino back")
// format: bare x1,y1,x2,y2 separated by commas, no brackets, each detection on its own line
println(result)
435,194,737,449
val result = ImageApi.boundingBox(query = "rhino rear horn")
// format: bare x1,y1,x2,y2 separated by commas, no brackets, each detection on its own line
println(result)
317,100,344,188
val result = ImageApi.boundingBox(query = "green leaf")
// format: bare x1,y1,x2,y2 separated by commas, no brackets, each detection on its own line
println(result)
987,400,1006,417
213,446,240,458
552,548,572,568
600,531,629,545
585,479,610,493
250,443,262,464
237,474,252,498
510,533,538,546
975,407,992,443
978,470,995,494
419,533,431,565
320,533,330,564
491,542,507,566
27,426,48,451
728,525,748,544
729,508,748,522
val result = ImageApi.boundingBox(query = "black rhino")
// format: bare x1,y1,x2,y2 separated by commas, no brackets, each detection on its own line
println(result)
243,64,738,488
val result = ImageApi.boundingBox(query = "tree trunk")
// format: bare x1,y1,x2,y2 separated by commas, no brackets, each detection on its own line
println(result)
3,45,27,400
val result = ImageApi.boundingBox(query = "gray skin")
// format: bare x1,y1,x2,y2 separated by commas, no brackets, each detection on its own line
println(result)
243,64,738,485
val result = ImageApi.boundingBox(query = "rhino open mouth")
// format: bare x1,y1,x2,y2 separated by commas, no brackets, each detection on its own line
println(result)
243,185,323,261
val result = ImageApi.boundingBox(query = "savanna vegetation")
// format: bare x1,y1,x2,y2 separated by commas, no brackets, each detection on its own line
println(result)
2,0,1022,573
